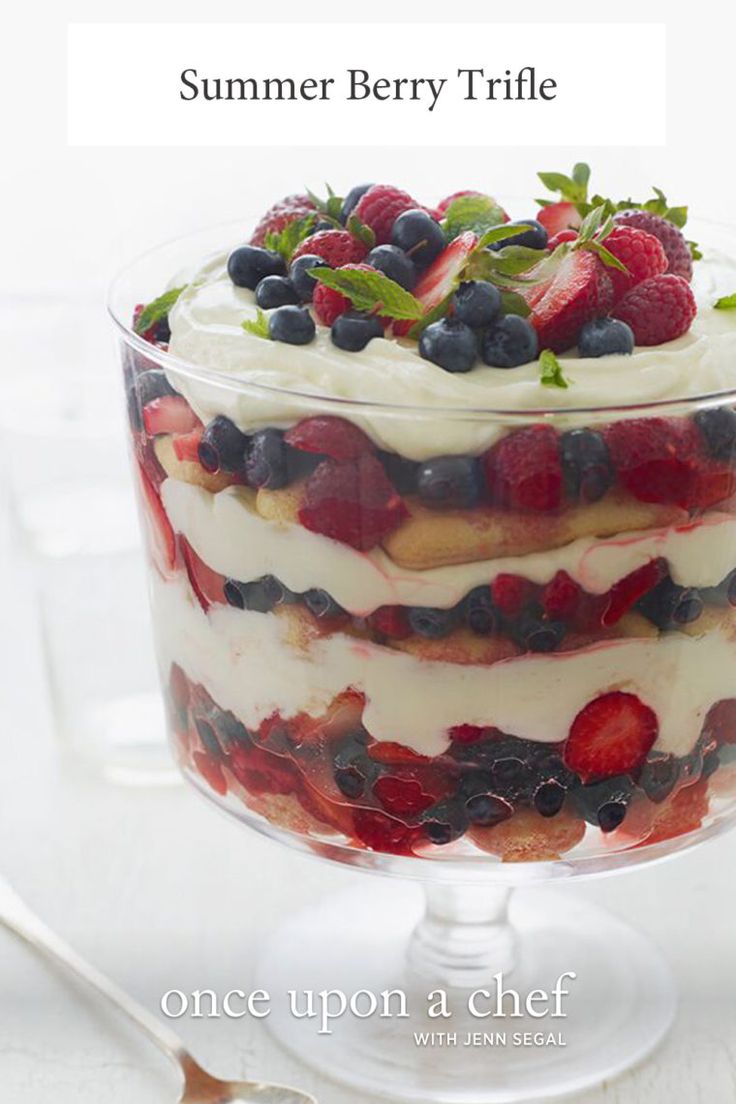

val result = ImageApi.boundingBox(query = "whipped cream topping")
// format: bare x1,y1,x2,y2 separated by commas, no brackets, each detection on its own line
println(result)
167,250,736,460
162,479,736,615
154,571,736,759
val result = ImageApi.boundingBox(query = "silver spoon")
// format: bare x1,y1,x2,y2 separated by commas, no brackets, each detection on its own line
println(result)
0,877,315,1104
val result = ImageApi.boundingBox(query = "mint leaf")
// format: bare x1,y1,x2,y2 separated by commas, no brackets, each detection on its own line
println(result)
715,293,736,310
306,185,343,222
310,267,422,321
134,286,186,335
264,214,317,262
538,165,590,206
500,291,531,318
442,194,506,240
347,213,376,249
242,309,271,340
539,349,570,389
407,294,455,339
477,223,533,250
484,245,548,278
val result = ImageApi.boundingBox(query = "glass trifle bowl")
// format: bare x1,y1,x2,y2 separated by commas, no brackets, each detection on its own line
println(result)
109,188,736,1102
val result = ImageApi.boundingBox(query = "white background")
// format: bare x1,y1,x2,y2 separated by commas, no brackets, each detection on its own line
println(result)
2,1,736,1102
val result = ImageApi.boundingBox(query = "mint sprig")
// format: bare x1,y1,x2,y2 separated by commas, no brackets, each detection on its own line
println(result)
306,184,344,223
264,214,317,262
573,205,628,273
242,309,271,340
134,286,186,335
714,293,736,310
309,266,422,321
442,194,506,240
346,213,376,249
537,162,590,207
539,349,571,389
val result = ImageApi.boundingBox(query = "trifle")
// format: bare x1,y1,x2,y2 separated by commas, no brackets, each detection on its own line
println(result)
115,166,736,865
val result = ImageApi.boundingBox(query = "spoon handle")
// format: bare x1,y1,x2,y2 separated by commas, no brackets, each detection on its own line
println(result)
0,876,188,1070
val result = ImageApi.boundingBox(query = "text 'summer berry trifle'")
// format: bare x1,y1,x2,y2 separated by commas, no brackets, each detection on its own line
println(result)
116,166,736,864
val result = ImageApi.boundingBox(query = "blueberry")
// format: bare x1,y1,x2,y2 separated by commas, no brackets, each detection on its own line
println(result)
559,429,614,504
702,747,720,779
491,756,530,793
534,781,566,818
452,281,502,328
245,428,289,488
511,611,566,653
572,776,634,828
408,606,456,638
422,800,469,844
223,575,282,613
303,588,346,620
228,245,286,289
481,315,538,368
416,456,483,509
215,711,251,747
313,220,334,233
333,732,377,788
152,316,172,343
331,310,384,352
694,406,736,461
255,275,300,309
390,209,446,268
268,305,316,345
637,577,703,629
488,219,548,252
463,586,498,636
335,766,366,799
639,754,679,804
340,183,373,223
578,317,634,357
289,254,328,302
195,718,222,759
465,793,512,827
419,318,478,373
137,369,178,406
366,244,417,290
377,450,419,495
198,416,249,474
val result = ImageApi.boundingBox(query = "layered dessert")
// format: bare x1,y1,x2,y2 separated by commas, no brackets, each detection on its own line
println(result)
121,166,736,860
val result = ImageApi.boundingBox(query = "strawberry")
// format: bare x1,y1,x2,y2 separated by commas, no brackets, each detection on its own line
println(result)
600,560,664,626
352,808,418,854
373,774,437,817
292,230,368,267
448,724,486,744
137,460,176,574
529,249,613,352
703,699,736,746
614,210,693,281
536,201,582,240
142,395,201,437
311,262,375,326
354,184,421,244
172,426,204,463
250,193,315,248
612,274,697,346
299,453,408,550
368,742,431,765
435,190,509,220
491,574,535,615
547,229,579,250
229,742,299,798
484,425,563,512
285,415,374,460
367,605,411,639
564,692,658,782
393,232,478,337
193,751,228,796
603,225,668,301
541,571,582,620
179,537,225,612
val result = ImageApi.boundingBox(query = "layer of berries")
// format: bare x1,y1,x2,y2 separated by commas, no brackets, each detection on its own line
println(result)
127,365,736,557
168,665,732,858
177,534,736,655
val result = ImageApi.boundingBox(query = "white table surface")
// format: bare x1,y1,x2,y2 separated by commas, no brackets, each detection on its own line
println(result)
1,501,735,1104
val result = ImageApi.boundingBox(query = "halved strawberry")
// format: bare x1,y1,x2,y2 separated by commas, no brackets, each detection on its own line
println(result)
599,559,665,626
368,741,431,764
537,201,582,240
143,395,201,437
529,250,613,352
285,416,374,461
564,692,658,782
172,426,204,463
137,460,176,574
179,537,225,611
393,231,478,337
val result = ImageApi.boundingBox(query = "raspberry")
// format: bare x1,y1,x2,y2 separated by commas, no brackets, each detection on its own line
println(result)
448,724,486,744
299,453,408,550
367,605,411,639
490,574,535,616
292,230,368,268
311,262,375,326
564,692,659,782
704,699,736,746
352,808,417,854
354,184,421,244
541,571,581,620
285,415,374,461
484,425,563,512
614,210,693,280
250,194,315,247
373,775,436,817
603,225,668,301
612,274,697,346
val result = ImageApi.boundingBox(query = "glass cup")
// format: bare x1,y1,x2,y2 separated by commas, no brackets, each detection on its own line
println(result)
109,223,736,1101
